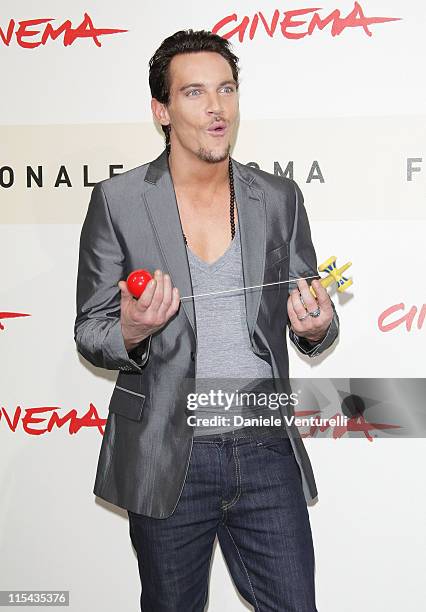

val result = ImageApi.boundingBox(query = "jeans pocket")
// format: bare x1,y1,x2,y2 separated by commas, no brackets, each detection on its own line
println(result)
256,436,294,456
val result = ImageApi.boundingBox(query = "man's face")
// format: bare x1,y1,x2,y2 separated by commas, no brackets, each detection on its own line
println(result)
156,51,239,164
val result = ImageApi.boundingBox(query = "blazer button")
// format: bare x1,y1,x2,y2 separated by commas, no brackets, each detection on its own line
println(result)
190,351,195,361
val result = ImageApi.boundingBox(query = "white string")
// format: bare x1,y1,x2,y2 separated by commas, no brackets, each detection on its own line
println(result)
180,275,320,300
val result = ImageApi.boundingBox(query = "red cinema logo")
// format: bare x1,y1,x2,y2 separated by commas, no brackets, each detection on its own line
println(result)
378,303,426,332
0,404,106,435
0,311,30,331
0,12,127,48
297,409,400,442
212,1,401,42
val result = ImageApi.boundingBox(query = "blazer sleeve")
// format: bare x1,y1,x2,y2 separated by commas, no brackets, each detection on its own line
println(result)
74,182,151,372
286,180,339,358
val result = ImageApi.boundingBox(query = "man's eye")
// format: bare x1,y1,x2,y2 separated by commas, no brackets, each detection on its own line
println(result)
221,86,235,93
187,89,201,96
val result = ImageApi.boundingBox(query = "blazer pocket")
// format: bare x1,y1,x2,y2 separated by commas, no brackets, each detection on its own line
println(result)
108,385,146,421
264,243,289,269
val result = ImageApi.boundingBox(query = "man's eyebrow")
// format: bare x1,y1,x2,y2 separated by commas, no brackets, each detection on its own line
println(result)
178,80,237,92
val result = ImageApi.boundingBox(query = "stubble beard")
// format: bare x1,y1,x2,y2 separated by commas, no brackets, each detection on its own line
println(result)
196,142,231,163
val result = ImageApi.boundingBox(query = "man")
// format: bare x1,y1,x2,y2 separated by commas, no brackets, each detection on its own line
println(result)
75,29,339,612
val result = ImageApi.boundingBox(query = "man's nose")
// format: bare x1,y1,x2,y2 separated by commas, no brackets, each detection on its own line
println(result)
206,93,224,116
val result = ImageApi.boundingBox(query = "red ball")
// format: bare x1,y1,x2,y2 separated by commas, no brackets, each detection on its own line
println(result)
126,269,153,298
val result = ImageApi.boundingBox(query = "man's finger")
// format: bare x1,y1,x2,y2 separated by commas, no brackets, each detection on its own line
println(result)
311,279,331,308
118,281,133,300
290,288,310,321
136,278,157,311
149,270,165,311
159,273,172,312
297,279,318,312
165,287,181,319
287,294,304,334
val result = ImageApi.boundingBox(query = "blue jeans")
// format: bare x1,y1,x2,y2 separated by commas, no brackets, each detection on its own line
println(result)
128,427,318,611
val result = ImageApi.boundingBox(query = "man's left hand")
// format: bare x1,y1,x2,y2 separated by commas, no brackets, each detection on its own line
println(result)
287,278,333,343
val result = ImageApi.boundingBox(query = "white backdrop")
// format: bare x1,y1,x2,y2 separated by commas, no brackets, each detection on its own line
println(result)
1,1,425,610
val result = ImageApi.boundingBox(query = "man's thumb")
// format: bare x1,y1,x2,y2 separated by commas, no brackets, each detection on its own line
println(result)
118,280,131,299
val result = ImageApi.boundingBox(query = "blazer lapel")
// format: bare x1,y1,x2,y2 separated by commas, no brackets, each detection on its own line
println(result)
142,150,266,342
142,150,197,336
232,159,266,339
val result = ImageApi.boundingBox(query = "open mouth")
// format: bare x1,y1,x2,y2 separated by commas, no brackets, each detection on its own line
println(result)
207,124,227,136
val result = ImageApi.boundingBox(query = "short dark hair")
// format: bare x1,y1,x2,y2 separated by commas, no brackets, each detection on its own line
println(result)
148,29,240,150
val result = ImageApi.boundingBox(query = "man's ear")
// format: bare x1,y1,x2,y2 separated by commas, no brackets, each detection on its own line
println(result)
151,98,170,128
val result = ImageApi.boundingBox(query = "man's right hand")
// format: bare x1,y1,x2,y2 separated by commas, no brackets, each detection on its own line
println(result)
118,269,180,352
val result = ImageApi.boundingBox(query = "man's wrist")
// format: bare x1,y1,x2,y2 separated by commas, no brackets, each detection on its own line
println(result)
121,322,150,353
297,332,326,346
124,337,141,353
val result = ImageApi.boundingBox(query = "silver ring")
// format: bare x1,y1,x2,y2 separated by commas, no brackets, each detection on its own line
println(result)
308,307,321,318
299,294,306,308
297,312,310,321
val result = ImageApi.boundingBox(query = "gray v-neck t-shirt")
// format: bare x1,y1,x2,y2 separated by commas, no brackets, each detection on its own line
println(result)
187,221,275,436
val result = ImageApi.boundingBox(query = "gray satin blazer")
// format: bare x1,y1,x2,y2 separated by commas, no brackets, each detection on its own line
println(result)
74,149,339,518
